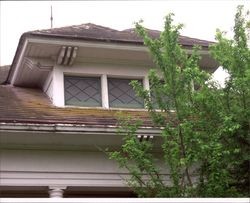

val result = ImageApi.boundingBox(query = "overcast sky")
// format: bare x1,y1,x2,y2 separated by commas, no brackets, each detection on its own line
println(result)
0,0,249,82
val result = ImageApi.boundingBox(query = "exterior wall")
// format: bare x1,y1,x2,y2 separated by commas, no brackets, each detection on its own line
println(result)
0,149,128,188
42,71,53,101
52,62,150,107
0,129,169,197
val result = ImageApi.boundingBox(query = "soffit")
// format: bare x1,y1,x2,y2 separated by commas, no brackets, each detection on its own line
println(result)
12,39,154,87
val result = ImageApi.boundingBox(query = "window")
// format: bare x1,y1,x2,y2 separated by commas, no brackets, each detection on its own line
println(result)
108,78,144,108
64,76,101,107
150,80,173,109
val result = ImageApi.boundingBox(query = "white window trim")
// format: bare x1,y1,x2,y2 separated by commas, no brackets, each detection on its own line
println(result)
52,66,65,107
52,66,150,109
101,74,109,109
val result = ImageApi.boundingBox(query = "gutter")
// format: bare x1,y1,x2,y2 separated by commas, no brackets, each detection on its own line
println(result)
0,122,162,135
29,32,212,49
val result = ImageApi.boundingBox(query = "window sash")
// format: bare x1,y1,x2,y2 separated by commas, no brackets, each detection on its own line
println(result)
64,76,102,107
108,78,144,108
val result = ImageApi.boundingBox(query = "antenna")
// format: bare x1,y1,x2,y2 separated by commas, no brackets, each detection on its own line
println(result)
50,5,53,29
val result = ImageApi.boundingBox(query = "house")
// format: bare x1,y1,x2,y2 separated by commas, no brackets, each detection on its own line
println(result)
0,23,218,197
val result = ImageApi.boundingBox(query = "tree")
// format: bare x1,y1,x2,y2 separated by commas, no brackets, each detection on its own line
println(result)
210,5,250,195
109,6,249,197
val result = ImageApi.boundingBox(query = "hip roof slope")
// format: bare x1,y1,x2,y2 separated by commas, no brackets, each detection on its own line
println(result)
28,23,213,47
0,85,154,127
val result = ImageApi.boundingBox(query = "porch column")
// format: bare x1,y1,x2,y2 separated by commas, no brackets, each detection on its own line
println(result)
48,186,67,198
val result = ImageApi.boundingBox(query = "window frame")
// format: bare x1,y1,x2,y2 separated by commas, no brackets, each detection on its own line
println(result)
107,77,145,109
63,74,148,110
64,75,102,107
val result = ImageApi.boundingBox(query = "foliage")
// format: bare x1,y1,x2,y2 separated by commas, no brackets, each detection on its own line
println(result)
109,6,249,197
210,5,250,196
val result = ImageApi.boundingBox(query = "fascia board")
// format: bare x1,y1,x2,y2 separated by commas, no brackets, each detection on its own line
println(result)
27,37,210,54
10,39,28,85
27,37,149,52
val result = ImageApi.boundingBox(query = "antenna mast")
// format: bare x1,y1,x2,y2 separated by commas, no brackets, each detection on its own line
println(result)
50,5,53,29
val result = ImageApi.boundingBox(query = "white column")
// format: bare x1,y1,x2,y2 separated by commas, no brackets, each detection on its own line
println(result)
49,186,67,198
101,74,109,108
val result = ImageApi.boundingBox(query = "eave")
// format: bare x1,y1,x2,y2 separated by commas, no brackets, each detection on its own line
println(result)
0,122,161,135
5,32,219,87
0,122,162,151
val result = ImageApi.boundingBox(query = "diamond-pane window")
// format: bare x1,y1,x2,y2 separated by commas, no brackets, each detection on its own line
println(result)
108,78,144,108
64,76,101,107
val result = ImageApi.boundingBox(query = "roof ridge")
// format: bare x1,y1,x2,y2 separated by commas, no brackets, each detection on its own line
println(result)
83,23,119,32
29,23,119,34
123,27,161,33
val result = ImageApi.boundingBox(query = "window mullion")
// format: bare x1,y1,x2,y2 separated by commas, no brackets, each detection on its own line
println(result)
143,76,150,108
101,74,109,108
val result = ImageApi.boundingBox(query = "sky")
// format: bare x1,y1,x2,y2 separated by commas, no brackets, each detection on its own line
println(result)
0,0,249,83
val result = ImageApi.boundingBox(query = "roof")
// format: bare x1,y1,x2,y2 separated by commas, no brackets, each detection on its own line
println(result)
28,23,213,48
0,24,215,128
0,85,154,128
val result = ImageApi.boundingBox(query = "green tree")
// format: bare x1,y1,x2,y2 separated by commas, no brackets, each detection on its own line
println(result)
109,6,249,197
210,5,250,195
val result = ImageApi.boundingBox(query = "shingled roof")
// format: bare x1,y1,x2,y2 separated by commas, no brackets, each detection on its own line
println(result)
0,85,154,127
26,23,213,48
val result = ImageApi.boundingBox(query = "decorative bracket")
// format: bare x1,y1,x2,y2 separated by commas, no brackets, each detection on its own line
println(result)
48,186,67,198
57,46,78,66
137,134,154,142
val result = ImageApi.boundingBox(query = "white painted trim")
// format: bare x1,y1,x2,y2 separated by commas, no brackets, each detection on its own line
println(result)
43,71,53,92
76,56,153,66
48,186,67,198
10,39,28,85
0,123,162,134
143,75,150,96
27,37,148,52
62,105,148,112
101,74,109,108
142,75,150,107
57,63,150,108
0,171,132,188
52,66,64,107
27,37,210,54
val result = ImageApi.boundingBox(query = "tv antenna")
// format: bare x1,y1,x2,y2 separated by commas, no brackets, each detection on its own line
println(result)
50,5,53,29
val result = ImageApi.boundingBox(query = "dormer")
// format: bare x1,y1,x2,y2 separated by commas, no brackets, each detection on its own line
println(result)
6,23,218,108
